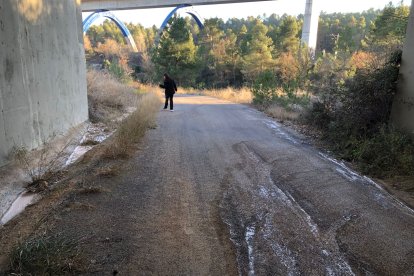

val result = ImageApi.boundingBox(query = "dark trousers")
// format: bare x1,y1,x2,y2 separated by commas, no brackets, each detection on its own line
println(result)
164,95,173,110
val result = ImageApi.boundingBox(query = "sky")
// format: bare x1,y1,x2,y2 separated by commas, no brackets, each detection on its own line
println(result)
82,0,411,28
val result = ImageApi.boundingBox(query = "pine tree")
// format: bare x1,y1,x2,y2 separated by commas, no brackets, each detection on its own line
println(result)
242,19,275,82
371,3,409,46
152,16,197,86
277,16,300,53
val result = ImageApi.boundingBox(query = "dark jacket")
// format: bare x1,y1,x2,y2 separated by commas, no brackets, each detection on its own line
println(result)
160,79,177,96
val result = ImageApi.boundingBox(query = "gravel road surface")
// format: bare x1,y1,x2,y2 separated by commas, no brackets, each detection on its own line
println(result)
32,95,413,275
113,95,413,275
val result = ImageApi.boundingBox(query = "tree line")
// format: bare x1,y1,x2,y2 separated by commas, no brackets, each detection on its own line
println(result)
85,3,409,88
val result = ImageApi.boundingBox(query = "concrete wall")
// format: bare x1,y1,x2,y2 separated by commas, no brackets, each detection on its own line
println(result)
0,0,88,166
391,0,414,135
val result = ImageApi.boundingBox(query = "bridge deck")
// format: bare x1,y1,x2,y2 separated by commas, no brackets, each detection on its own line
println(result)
81,0,275,11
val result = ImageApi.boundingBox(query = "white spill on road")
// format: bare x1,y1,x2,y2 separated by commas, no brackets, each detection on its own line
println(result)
265,116,414,217
65,145,94,166
264,120,299,145
0,192,37,225
262,215,298,276
66,124,113,166
245,224,256,276
221,142,357,275
318,152,414,216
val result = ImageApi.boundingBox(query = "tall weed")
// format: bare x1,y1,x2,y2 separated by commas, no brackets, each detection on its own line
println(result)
104,93,161,158
9,235,81,275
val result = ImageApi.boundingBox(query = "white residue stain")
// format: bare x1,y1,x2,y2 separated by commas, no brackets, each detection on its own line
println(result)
335,168,359,182
245,224,256,276
326,267,335,276
263,216,298,275
264,120,299,144
258,182,319,237
65,145,93,166
1,192,36,225
319,153,360,182
335,256,356,276
93,134,108,143
258,184,289,203
318,152,414,215
0,122,115,225
80,124,112,144
258,185,270,198
285,191,319,237
322,249,330,256
65,123,112,166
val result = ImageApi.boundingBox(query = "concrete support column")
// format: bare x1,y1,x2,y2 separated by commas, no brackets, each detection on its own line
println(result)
391,0,414,135
301,0,319,51
0,0,88,166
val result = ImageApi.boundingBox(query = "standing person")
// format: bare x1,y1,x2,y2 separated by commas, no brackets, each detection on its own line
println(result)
159,73,177,112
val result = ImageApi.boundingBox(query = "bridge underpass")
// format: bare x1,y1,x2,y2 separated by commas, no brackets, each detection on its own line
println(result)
0,0,317,167
82,0,414,135
0,0,413,167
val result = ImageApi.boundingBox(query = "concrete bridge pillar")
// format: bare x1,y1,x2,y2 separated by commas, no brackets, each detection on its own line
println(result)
301,0,319,51
0,0,88,166
391,0,414,135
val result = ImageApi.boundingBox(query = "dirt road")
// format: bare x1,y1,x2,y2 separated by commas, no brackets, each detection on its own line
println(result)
9,95,413,275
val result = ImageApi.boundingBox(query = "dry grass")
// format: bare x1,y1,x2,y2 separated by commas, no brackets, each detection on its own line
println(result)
130,82,164,97
87,71,162,158
176,87,199,95
9,235,82,275
103,92,161,158
178,87,253,104
265,104,300,121
95,165,120,178
11,132,79,190
78,186,110,194
203,87,253,104
87,70,140,122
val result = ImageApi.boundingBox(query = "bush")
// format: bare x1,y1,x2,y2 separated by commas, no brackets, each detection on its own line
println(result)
306,101,332,128
307,50,413,177
107,61,126,81
311,50,401,138
337,49,401,134
12,136,75,191
354,126,414,177
252,71,277,104
252,71,310,108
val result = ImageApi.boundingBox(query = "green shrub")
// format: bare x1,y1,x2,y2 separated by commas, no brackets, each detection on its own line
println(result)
336,50,401,134
252,71,310,108
355,126,414,177
252,71,277,104
108,61,126,80
307,50,413,177
306,101,332,129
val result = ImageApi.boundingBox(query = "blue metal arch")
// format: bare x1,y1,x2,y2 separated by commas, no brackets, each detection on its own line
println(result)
83,9,138,52
156,4,204,45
